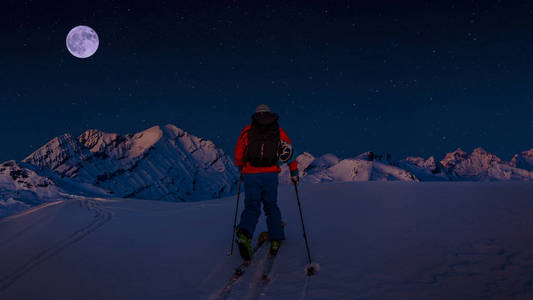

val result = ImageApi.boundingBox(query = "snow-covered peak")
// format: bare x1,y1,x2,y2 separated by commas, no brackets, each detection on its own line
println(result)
0,160,66,217
470,147,502,165
282,152,419,184
0,160,57,191
403,156,427,168
23,133,89,171
77,126,164,161
304,153,339,174
297,152,316,170
279,152,315,184
78,129,122,153
401,156,441,171
316,153,339,166
353,151,374,161
305,158,419,183
441,147,504,180
130,125,163,156
510,148,533,171
21,124,239,202
440,148,468,169
161,124,185,137
161,124,227,171
425,156,437,167
398,156,447,181
470,147,499,160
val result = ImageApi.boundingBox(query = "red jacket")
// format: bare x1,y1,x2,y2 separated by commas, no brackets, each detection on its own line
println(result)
234,125,298,175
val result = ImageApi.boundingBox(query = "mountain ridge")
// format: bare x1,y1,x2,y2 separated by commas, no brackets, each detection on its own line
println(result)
3,124,533,218
21,124,239,202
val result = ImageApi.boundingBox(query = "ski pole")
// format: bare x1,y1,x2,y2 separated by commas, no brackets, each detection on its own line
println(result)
228,175,242,256
294,183,313,267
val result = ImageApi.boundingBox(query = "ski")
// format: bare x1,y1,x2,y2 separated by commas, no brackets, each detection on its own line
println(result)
261,249,279,282
242,246,280,300
213,233,269,300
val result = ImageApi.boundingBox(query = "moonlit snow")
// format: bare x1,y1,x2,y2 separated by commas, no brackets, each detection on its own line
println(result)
1,182,533,299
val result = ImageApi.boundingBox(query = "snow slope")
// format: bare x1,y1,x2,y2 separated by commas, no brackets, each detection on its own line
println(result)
23,124,239,202
2,181,533,299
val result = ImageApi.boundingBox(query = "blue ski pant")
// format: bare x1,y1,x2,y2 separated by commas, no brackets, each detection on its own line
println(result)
238,172,285,241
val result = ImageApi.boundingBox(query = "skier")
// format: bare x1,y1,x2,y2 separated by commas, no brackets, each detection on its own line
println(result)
234,104,299,260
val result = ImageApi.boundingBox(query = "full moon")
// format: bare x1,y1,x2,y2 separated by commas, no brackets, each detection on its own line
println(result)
66,25,99,58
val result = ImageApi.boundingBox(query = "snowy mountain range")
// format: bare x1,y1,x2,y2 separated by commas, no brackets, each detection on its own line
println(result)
2,124,533,217
280,147,533,184
1,124,240,216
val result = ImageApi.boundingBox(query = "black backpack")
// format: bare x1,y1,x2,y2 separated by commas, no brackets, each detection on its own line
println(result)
246,112,281,167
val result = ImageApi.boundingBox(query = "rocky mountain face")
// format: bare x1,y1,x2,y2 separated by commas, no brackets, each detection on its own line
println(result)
441,148,501,179
397,156,448,181
0,160,64,217
510,149,533,171
437,147,533,181
23,124,239,202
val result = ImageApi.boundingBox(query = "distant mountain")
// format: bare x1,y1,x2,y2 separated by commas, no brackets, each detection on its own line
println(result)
281,148,533,184
441,147,499,179
397,156,448,181
279,152,316,184
439,147,533,181
0,160,64,217
510,149,533,171
23,124,239,202
281,152,419,184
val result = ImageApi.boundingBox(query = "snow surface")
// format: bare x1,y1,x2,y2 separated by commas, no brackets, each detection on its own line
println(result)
2,181,533,299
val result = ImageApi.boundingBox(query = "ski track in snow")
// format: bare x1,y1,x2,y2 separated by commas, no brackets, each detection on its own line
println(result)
209,243,270,300
245,251,279,300
0,197,113,293
244,253,270,300
300,275,311,300
0,201,63,248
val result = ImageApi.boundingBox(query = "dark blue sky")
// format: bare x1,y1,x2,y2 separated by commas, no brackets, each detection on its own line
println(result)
1,0,533,162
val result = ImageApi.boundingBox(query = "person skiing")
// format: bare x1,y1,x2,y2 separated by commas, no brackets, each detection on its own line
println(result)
234,104,299,260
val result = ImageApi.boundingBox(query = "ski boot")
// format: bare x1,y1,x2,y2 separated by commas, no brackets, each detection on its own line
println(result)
236,228,252,261
269,240,281,257
257,231,270,247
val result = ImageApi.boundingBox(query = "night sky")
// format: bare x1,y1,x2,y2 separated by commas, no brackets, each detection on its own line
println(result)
2,0,533,163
